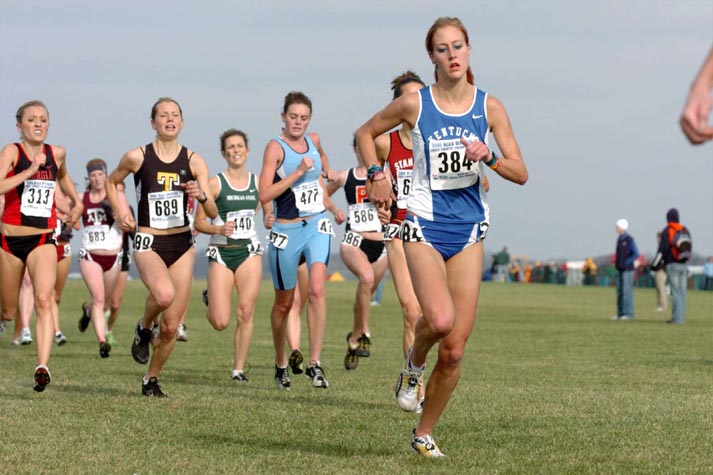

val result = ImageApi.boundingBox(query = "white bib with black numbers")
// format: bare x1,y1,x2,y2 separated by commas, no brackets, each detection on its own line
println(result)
83,225,110,251
428,138,478,191
293,180,323,215
348,202,380,233
383,223,401,241
226,209,256,240
21,180,55,218
268,230,289,250
317,217,334,236
342,230,363,248
133,232,155,252
396,169,412,209
148,190,184,229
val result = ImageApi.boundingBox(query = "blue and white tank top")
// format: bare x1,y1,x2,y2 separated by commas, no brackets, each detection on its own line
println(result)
272,135,325,219
409,86,490,224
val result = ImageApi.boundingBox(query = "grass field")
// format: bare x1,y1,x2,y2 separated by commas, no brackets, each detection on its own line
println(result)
1,280,712,474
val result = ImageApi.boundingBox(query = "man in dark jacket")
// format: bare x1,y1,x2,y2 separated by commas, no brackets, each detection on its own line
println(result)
612,218,639,320
653,208,691,324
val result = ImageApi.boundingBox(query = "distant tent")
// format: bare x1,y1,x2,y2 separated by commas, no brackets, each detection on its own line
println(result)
328,271,346,282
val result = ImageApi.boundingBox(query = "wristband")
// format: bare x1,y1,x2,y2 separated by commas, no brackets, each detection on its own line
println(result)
367,163,384,181
484,150,498,168
370,171,386,182
197,191,208,204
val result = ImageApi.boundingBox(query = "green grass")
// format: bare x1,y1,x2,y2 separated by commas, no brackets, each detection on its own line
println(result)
1,280,712,474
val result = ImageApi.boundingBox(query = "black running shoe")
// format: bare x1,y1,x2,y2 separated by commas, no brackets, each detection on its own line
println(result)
78,302,91,332
141,377,166,397
356,333,371,357
344,347,359,370
99,341,111,359
232,372,249,382
131,320,152,364
274,365,291,391
201,289,209,307
344,333,359,370
305,364,329,389
33,365,51,392
288,349,304,375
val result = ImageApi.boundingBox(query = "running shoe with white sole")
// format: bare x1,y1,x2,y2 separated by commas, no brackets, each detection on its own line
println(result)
274,365,291,391
20,327,33,345
33,365,51,392
54,332,67,346
411,430,445,457
232,371,249,382
416,397,425,415
305,364,329,389
176,323,188,342
395,348,424,412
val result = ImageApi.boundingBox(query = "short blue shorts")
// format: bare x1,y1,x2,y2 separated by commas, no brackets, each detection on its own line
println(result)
268,212,333,290
399,214,488,261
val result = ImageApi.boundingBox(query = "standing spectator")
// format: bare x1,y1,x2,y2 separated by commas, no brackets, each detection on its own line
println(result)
704,257,713,291
612,219,639,321
544,261,557,284
654,208,692,324
583,257,598,286
531,261,544,283
494,246,510,283
649,232,668,311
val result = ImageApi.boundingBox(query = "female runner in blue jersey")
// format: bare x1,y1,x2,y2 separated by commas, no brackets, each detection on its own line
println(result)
357,17,528,457
259,91,337,391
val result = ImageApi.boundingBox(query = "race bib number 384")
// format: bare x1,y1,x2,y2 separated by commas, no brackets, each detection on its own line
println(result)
429,139,478,191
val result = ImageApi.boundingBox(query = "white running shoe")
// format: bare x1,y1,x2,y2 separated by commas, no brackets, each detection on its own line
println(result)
395,348,424,412
176,323,188,342
411,430,445,457
20,327,33,345
415,397,425,415
54,332,67,346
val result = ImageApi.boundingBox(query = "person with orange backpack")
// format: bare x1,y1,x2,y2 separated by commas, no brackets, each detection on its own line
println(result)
654,208,692,324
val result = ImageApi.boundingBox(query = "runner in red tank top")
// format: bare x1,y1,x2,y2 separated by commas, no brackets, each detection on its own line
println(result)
0,100,83,392
374,72,426,376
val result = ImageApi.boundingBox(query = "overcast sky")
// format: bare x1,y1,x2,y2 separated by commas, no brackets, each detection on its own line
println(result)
1,0,711,261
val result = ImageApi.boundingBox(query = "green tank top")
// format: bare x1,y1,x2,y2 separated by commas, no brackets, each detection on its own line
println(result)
209,172,260,246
